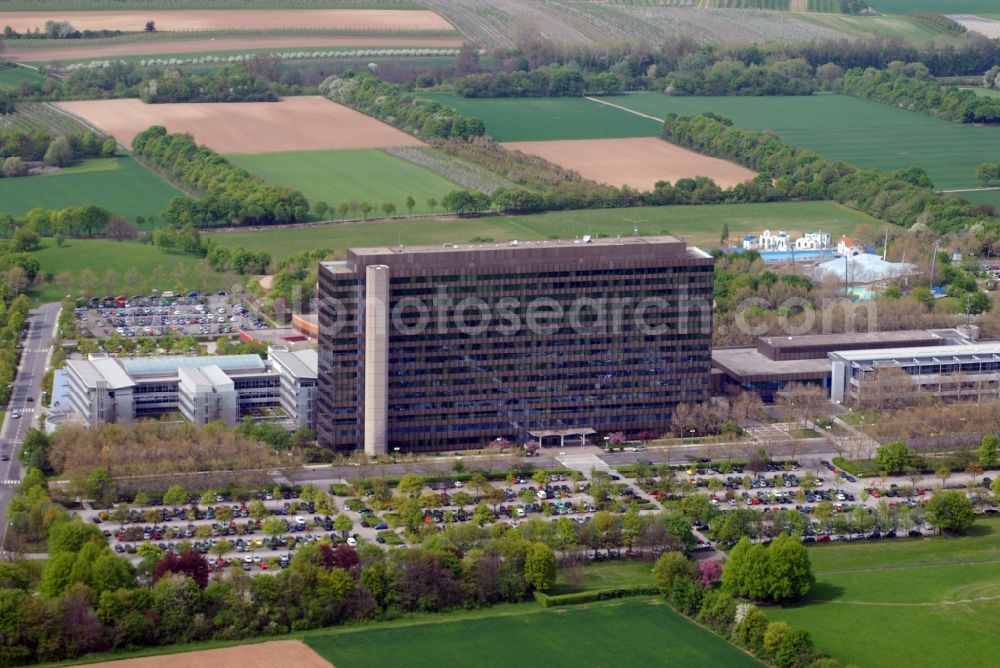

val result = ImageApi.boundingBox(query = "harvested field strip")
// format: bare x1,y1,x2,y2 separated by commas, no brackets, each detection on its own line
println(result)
382,146,515,195
226,149,463,215
0,9,453,33
4,36,464,61
503,137,757,190
57,96,423,154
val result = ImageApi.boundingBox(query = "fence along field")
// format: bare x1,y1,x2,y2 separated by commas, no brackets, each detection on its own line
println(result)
596,92,1000,194
57,96,424,153
504,137,758,190
0,9,454,33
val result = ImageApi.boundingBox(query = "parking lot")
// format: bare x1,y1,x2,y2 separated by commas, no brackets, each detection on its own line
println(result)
76,469,661,573
72,291,268,340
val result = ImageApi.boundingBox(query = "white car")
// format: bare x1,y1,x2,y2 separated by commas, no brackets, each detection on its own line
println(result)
347,536,358,547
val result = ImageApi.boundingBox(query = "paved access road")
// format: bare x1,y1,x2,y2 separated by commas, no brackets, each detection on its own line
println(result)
0,302,59,547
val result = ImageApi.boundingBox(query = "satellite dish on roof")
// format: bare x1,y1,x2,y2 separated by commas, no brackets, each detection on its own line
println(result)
583,235,592,243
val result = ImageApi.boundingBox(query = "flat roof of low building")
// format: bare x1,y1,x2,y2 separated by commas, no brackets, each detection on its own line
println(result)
760,330,948,350
179,365,234,391
713,347,832,379
120,354,265,376
67,357,135,390
829,342,1000,364
270,348,317,380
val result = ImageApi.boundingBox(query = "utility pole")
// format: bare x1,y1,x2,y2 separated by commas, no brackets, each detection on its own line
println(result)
928,240,940,289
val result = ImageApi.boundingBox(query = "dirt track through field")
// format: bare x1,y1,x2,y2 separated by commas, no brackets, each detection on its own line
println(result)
0,9,452,33
504,137,757,190
57,96,424,154
82,640,332,667
3,36,464,61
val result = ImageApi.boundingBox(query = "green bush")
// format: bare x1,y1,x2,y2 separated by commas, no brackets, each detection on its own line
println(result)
536,586,660,608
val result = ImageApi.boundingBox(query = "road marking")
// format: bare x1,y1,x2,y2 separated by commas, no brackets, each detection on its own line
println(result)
0,480,20,486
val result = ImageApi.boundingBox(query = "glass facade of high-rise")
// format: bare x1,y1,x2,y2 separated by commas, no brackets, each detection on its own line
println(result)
317,236,713,453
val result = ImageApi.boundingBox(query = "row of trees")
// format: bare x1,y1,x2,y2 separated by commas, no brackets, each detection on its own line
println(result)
0,294,30,405
321,73,485,140
454,65,587,98
0,128,115,174
138,65,278,104
659,112,997,235
133,126,310,227
838,64,1000,124
665,57,817,96
652,538,829,668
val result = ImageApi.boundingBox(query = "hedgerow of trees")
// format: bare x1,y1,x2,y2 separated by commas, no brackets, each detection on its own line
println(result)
0,128,115,177
138,65,278,104
836,63,1000,124
321,73,485,140
132,126,309,226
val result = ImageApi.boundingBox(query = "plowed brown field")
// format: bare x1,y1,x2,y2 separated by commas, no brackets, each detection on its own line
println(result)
57,96,424,153
82,640,332,668
0,9,452,33
504,137,757,190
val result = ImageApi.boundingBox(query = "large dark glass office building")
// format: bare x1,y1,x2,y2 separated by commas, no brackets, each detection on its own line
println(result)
317,236,714,454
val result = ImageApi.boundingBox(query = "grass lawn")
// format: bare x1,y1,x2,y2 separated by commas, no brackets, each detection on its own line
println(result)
31,238,223,301
0,157,181,222
769,517,1000,668
418,93,660,142
962,87,1000,99
547,558,654,595
306,598,763,668
599,93,1000,193
208,200,876,262
227,149,461,216
0,66,46,89
958,189,1000,210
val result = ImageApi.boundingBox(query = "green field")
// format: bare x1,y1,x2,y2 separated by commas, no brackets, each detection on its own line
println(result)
964,87,1000,99
954,189,1000,209
32,238,223,302
0,66,46,89
0,157,181,222
419,93,660,142
207,200,876,262
307,598,763,668
227,149,461,216
770,519,1000,668
600,93,1000,192
797,13,949,41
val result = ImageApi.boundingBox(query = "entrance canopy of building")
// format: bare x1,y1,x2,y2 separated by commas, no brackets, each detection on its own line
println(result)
528,428,596,447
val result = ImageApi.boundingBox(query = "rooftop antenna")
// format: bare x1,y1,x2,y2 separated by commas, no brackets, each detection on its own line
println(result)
625,217,646,237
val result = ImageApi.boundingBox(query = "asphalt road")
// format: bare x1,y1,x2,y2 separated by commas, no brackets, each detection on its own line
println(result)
0,302,59,548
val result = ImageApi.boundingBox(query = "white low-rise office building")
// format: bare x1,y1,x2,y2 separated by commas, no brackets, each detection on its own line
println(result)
269,347,318,431
829,342,1000,405
64,350,317,429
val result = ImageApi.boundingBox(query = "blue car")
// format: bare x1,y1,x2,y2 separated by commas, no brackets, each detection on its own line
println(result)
375,523,388,530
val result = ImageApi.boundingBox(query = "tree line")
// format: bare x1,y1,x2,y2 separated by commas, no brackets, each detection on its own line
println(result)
0,128,116,177
133,126,310,227
138,65,278,104
0,294,30,406
836,63,1000,124
454,65,588,98
320,73,485,140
